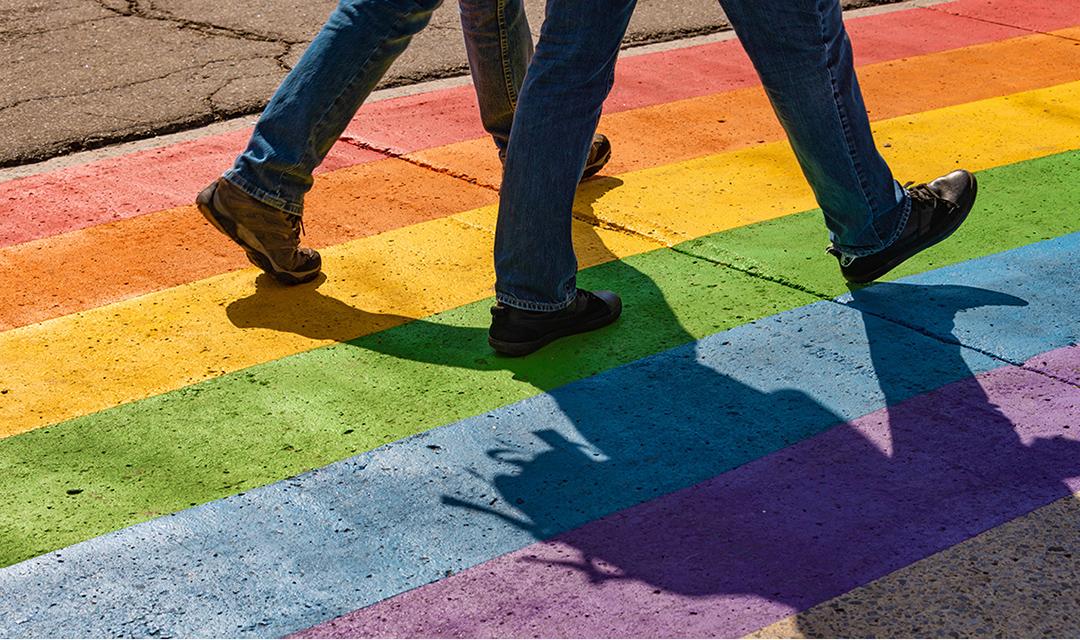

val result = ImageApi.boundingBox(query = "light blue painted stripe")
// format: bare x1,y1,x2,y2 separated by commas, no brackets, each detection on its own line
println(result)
0,233,1076,638
836,249,1079,363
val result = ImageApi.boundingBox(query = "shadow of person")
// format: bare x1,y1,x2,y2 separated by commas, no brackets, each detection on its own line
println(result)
226,273,415,342
223,177,673,393
221,173,1079,632
783,283,1080,637
431,277,1080,633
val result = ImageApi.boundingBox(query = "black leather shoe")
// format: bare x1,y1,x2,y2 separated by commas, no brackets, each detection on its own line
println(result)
829,169,977,284
488,289,622,357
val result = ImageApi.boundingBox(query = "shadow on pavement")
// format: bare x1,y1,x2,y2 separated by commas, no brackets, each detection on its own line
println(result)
222,178,1079,634
227,272,415,342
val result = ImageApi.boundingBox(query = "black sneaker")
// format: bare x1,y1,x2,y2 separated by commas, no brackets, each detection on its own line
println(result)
196,178,322,285
488,289,622,356
498,134,612,182
828,169,977,284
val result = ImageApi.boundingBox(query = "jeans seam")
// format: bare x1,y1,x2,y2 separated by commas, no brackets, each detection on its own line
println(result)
496,0,519,109
816,0,881,246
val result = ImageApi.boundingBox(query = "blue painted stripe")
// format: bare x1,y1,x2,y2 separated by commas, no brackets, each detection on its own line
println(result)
0,232,1076,638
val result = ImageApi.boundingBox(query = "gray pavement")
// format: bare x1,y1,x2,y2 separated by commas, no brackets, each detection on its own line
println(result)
1,0,896,168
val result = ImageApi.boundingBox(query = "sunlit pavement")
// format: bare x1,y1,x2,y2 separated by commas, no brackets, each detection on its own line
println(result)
0,0,1078,636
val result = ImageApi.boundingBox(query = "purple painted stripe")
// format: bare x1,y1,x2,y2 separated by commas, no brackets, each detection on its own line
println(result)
296,344,1080,638
1026,343,1080,386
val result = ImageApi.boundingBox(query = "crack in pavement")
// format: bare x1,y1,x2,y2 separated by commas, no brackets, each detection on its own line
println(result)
275,43,301,73
570,209,670,248
343,135,674,249
669,243,1080,390
923,4,1080,43
205,69,286,117
340,136,503,192
91,0,306,45
358,146,1063,391
0,54,284,113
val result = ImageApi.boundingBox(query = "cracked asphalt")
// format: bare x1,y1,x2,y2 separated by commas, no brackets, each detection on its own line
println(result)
2,0,896,168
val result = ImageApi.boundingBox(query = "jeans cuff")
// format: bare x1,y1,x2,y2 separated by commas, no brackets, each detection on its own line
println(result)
835,187,912,259
222,170,305,217
495,290,576,313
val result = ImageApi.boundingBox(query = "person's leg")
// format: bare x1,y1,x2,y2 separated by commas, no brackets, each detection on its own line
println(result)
493,0,636,312
459,0,614,177
458,0,532,155
197,0,444,284
486,0,635,356
224,0,444,216
718,0,906,257
719,0,976,282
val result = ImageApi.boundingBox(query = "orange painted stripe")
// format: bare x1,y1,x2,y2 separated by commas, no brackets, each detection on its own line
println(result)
2,28,1079,331
0,160,497,331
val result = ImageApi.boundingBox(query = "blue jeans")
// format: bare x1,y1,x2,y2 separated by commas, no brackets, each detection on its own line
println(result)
225,0,532,216
495,0,911,311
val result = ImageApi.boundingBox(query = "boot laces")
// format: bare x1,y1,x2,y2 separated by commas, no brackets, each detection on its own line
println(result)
904,181,955,214
287,215,306,239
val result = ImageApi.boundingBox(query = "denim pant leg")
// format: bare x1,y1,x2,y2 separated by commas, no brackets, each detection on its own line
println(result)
493,0,638,311
225,0,445,216
459,0,533,156
719,0,909,257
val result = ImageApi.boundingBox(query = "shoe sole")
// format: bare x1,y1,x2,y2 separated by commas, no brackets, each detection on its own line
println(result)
196,185,321,286
488,297,623,357
845,174,978,285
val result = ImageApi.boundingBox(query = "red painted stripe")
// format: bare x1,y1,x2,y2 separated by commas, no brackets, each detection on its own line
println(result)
0,132,382,250
931,0,1080,33
0,0,1069,248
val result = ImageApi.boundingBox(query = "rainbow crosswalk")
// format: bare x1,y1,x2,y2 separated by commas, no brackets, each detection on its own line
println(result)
1,0,1078,636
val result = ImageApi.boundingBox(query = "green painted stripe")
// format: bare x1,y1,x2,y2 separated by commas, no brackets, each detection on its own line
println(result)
2,150,1078,568
682,151,1080,295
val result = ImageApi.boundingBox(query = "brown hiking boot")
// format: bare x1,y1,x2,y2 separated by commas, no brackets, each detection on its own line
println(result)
581,133,612,180
196,178,322,285
498,133,612,181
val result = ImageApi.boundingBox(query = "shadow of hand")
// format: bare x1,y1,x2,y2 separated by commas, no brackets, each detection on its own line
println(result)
845,282,1028,336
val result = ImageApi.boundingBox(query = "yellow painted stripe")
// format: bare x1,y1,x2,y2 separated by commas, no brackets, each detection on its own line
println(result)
0,217,655,437
2,81,1079,437
571,80,1080,244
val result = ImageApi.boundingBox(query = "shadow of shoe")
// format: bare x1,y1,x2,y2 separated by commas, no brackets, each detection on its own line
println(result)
225,176,634,363
226,273,414,342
